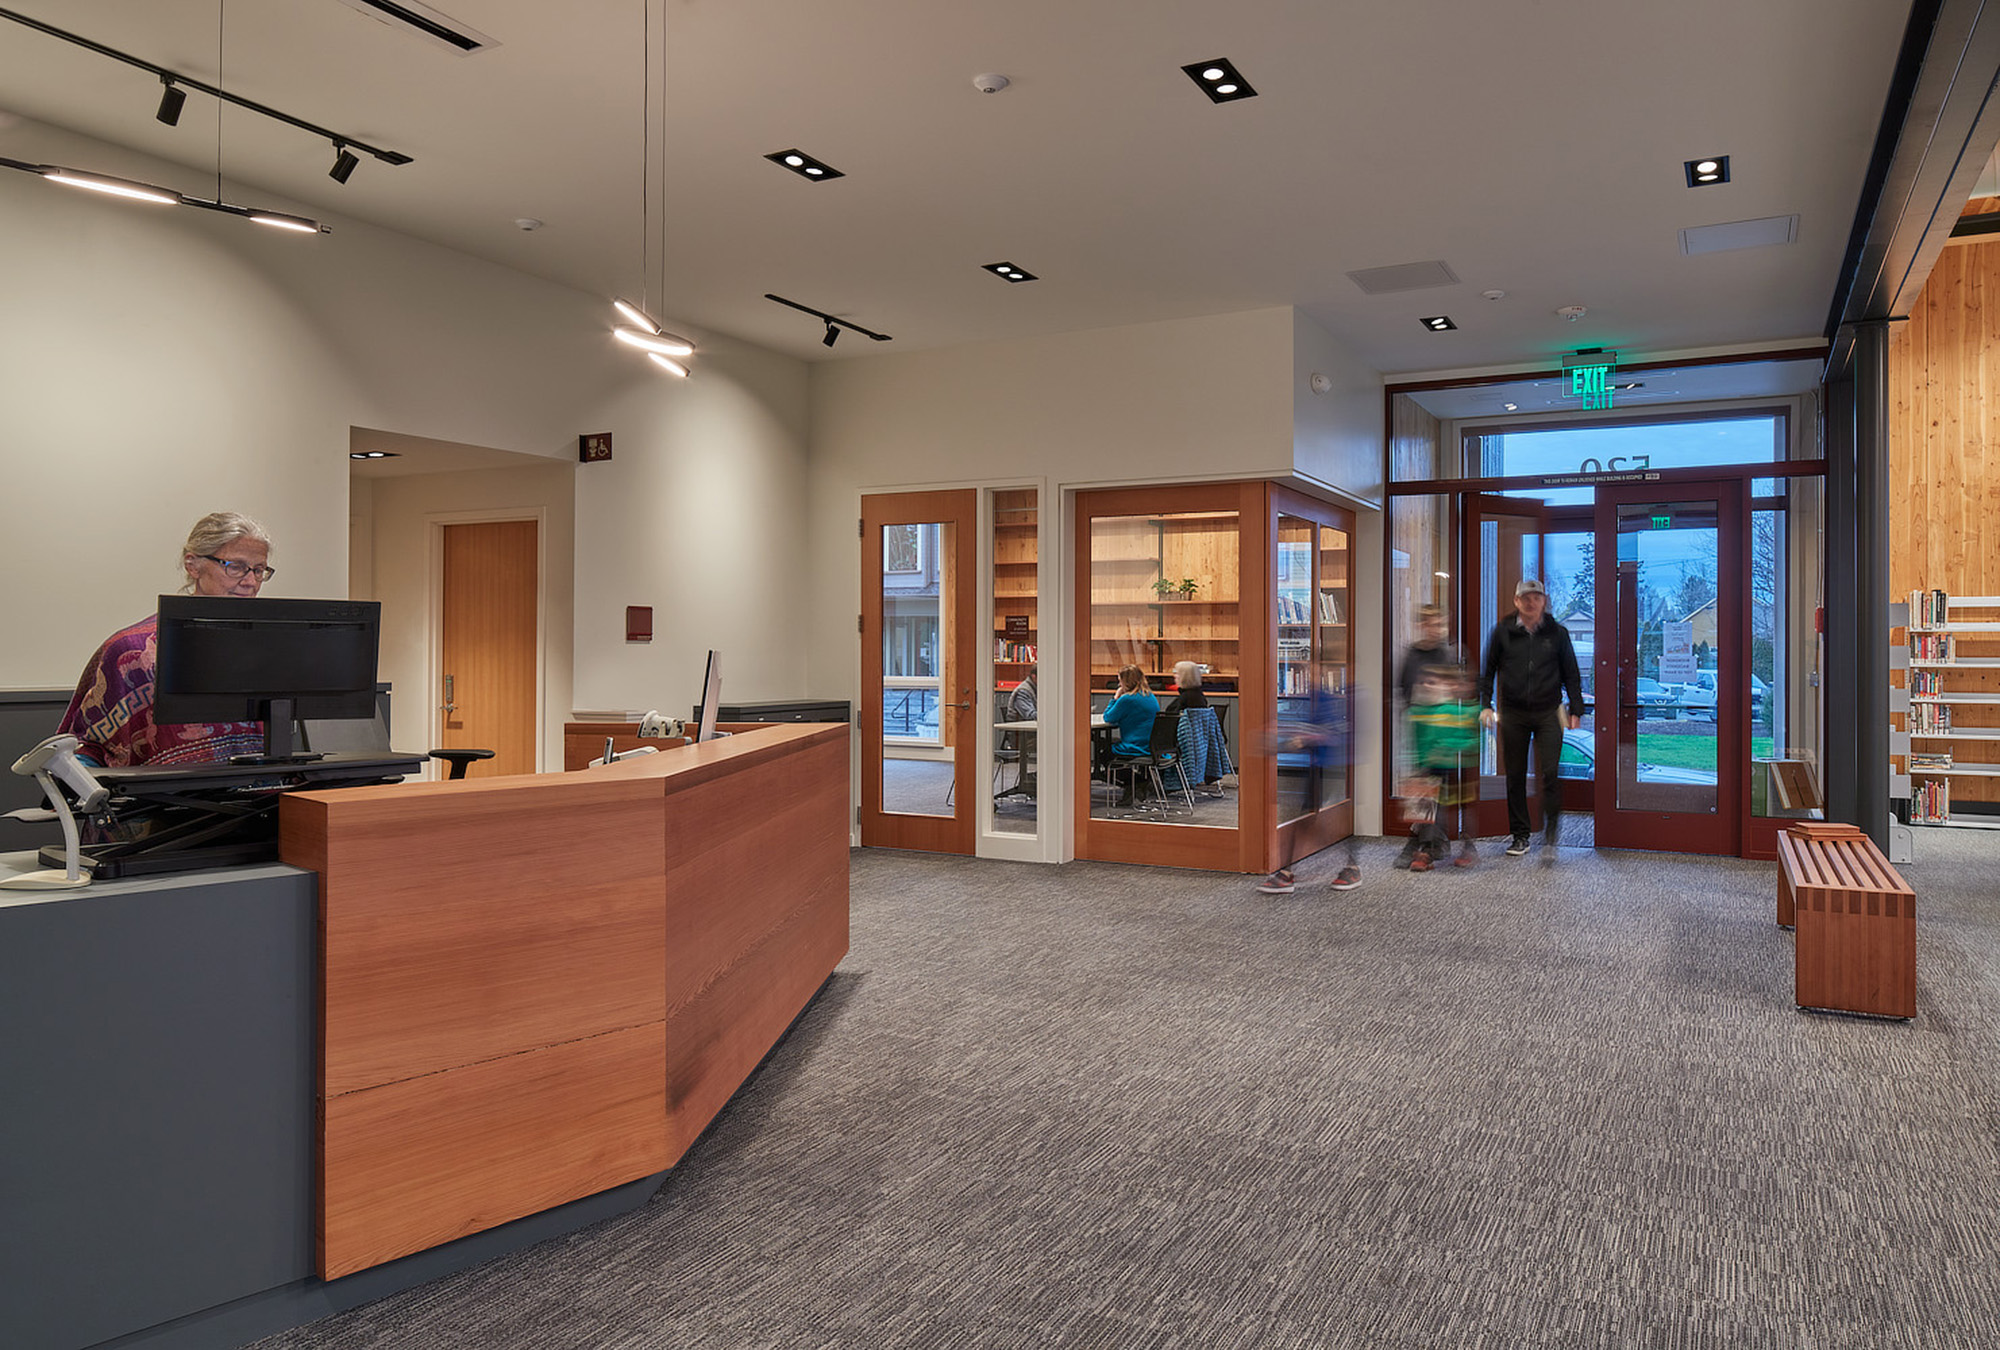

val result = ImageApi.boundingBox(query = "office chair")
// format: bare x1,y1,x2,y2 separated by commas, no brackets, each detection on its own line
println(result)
299,695,495,779
1111,713,1194,817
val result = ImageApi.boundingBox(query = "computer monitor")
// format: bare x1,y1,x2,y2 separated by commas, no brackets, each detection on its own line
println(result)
694,650,722,743
153,596,383,764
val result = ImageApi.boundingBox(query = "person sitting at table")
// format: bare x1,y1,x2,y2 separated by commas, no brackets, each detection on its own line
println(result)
1008,665,1038,721
1100,664,1159,802
1162,660,1209,720
58,511,276,767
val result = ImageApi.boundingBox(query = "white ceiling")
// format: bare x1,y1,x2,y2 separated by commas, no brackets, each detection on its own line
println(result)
0,0,1913,372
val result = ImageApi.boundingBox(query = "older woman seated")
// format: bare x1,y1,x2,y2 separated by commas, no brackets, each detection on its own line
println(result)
58,511,276,767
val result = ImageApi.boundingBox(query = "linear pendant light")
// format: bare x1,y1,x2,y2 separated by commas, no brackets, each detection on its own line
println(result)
608,0,693,376
42,167,183,205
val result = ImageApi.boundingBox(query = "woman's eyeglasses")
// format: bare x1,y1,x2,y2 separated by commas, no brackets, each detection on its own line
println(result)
199,554,277,582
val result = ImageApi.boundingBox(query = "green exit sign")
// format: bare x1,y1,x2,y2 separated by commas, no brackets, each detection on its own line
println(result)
1651,514,1672,529
1561,349,1619,411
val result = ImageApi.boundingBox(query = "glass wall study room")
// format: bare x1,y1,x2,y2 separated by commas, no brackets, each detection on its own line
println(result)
1386,355,1827,861
1074,481,1355,874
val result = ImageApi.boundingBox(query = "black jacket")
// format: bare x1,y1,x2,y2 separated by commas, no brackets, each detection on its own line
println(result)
1480,615,1584,715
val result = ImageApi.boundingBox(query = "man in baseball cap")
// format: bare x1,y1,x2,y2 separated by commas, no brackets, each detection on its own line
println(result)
1478,576,1584,861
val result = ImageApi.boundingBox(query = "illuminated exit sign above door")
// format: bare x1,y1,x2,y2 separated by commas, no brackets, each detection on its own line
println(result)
1561,349,1618,411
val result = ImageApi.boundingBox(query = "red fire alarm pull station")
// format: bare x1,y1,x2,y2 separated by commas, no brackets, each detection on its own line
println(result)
626,606,653,642
579,432,614,463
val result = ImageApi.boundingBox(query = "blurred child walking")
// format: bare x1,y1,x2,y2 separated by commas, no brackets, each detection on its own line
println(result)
1406,664,1482,869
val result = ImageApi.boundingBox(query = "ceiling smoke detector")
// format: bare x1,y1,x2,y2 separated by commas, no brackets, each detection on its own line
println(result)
1556,305,1587,322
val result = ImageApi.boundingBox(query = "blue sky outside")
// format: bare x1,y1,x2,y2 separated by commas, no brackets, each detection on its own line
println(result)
1491,415,1779,617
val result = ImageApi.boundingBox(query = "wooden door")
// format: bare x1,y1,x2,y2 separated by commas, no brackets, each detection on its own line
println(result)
439,520,539,777
1593,481,1743,854
860,490,978,854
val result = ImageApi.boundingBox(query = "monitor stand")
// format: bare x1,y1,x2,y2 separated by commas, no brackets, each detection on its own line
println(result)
228,698,326,766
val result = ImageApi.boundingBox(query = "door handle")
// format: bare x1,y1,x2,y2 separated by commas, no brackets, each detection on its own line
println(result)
441,673,457,714
943,701,973,710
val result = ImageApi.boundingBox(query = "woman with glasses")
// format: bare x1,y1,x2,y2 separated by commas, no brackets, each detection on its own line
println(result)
57,512,277,766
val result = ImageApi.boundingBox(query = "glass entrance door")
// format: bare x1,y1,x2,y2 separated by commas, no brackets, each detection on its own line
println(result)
1462,494,1548,840
861,489,979,854
1593,481,1744,854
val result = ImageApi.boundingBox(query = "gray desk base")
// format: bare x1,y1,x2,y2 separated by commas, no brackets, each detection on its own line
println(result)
0,855,663,1350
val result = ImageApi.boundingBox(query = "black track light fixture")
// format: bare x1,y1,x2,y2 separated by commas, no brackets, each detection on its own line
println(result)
156,77,186,127
765,293,894,348
330,143,359,184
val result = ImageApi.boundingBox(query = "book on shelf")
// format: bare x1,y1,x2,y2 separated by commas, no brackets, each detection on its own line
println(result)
1909,751,1953,770
1913,777,1950,824
994,640,1038,663
1909,588,1950,628
1909,670,1943,698
1909,632,1954,662
1911,702,1952,733
1319,591,1344,624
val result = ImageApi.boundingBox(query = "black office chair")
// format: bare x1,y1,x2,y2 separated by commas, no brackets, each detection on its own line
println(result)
1111,712,1193,817
299,699,494,780
429,748,495,779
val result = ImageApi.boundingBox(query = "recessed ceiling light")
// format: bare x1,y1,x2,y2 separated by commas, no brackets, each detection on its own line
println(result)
765,149,844,181
1181,58,1257,103
1684,154,1730,187
1504,402,1518,411
1616,382,1645,391
1420,315,1456,331
348,449,400,460
982,261,1038,282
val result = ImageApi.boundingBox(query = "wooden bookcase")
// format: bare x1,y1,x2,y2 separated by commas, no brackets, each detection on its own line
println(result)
1087,510,1241,698
993,489,1038,686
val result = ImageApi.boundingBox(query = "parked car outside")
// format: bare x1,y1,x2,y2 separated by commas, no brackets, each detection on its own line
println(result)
1678,669,1766,723
1634,677,1680,720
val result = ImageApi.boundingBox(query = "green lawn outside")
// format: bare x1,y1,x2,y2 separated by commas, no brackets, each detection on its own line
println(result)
1635,734,1777,769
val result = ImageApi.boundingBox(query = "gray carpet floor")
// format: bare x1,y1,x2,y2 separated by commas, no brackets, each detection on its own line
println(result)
254,832,2000,1350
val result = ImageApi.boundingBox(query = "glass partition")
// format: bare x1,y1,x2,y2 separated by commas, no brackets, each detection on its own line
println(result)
1088,508,1239,827
878,520,954,816
991,489,1040,835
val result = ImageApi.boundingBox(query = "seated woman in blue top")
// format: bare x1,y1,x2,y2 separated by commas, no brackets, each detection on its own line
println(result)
1100,664,1159,780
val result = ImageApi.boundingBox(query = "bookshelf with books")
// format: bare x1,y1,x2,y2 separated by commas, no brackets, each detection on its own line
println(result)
1086,510,1241,700
1895,590,2000,829
993,489,1039,690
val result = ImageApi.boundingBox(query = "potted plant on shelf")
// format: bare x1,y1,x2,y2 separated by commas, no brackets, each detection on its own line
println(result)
1151,578,1177,600
1177,577,1199,600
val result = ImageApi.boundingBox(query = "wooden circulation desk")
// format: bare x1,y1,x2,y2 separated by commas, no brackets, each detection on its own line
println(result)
279,722,849,1279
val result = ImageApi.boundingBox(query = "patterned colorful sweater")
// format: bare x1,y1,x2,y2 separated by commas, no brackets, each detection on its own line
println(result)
57,614,266,767
1409,698,1481,773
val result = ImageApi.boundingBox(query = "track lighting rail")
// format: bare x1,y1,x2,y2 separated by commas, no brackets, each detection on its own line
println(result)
0,6,414,169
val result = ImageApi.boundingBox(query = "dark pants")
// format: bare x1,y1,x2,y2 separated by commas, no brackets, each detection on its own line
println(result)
1500,704,1564,842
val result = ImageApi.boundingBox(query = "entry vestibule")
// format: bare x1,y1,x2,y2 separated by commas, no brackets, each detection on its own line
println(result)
1387,380,1829,862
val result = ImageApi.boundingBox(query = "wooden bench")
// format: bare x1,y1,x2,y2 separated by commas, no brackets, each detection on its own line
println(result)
1777,824,1916,1019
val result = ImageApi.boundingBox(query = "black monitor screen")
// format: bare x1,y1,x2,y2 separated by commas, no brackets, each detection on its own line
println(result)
153,596,382,763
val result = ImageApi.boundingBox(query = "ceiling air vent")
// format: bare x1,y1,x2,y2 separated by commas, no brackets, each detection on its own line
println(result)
1346,260,1461,295
1679,215,1798,256
333,0,499,56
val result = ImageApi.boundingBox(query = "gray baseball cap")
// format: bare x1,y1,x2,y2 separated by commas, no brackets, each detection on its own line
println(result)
1515,577,1546,597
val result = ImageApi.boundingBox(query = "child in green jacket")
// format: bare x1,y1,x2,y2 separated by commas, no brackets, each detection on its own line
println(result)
1407,666,1482,869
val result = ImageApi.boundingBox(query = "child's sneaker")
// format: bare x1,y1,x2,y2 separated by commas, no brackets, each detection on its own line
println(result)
1328,866,1362,891
1409,851,1434,872
1257,868,1296,894
1454,842,1478,868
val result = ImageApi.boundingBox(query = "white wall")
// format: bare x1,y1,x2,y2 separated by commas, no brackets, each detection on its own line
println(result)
568,334,812,717
1292,309,1386,506
1,118,813,756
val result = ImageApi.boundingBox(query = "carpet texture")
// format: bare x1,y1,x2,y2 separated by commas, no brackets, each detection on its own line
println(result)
253,831,2000,1350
